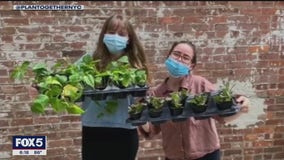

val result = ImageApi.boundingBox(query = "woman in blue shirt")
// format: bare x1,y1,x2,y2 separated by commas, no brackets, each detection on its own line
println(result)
77,14,149,160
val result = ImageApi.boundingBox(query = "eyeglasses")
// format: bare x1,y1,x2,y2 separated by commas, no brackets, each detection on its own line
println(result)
171,51,192,64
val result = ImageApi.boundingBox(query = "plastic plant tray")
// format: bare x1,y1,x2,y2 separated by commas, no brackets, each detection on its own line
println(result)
78,85,149,101
126,91,241,126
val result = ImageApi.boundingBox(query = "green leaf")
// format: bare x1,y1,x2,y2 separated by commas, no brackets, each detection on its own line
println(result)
94,76,102,85
64,65,80,75
51,61,63,72
50,98,67,113
69,73,81,83
10,61,30,80
30,94,49,113
190,94,208,106
10,70,25,80
45,85,62,98
121,77,132,88
97,112,104,119
37,81,49,91
32,63,47,71
66,103,84,114
34,94,49,106
117,56,129,63
62,84,78,96
105,100,118,114
83,74,95,88
32,63,50,77
55,74,68,84
135,69,146,85
82,54,93,63
45,76,62,86
31,102,45,114
62,84,82,101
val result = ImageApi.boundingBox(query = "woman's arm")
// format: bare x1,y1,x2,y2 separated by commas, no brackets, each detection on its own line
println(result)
138,122,161,138
214,95,250,124
223,95,249,123
137,86,162,138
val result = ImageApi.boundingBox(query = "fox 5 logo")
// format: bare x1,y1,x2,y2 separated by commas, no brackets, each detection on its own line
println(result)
12,136,46,149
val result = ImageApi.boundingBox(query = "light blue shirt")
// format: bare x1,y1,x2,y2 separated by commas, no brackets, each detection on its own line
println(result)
81,95,136,129
75,53,136,129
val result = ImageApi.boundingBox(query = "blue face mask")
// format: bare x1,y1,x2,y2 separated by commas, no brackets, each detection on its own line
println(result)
165,57,190,78
103,34,128,54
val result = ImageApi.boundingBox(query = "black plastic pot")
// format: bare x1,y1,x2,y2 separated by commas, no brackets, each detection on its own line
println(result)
126,91,241,126
148,108,163,118
191,104,207,113
113,81,129,89
129,112,142,120
167,101,184,116
216,100,233,110
137,83,146,88
95,76,109,90
169,107,184,116
180,96,188,106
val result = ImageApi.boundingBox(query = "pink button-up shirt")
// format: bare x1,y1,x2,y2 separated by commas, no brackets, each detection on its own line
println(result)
148,75,224,160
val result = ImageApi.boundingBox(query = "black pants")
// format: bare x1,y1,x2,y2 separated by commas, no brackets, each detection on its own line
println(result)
165,149,220,160
82,126,138,160
195,149,221,160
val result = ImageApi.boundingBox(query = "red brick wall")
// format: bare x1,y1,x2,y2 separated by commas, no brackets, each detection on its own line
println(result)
1,1,284,160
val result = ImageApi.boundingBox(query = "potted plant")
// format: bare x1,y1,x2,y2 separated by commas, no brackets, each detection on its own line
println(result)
106,56,135,89
166,91,185,116
134,69,147,88
110,69,134,89
147,96,165,118
94,71,110,90
188,92,209,114
10,55,101,115
213,81,235,110
179,88,189,106
128,102,147,120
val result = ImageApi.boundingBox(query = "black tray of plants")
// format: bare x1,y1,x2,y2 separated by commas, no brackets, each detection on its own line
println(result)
126,89,241,126
77,55,149,101
10,54,148,115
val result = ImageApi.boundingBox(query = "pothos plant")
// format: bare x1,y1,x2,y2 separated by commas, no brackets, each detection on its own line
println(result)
106,56,136,88
106,56,148,88
11,55,148,116
10,55,100,115
134,69,147,87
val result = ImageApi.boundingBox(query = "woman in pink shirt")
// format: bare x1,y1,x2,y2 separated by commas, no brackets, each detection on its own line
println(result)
138,41,250,160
